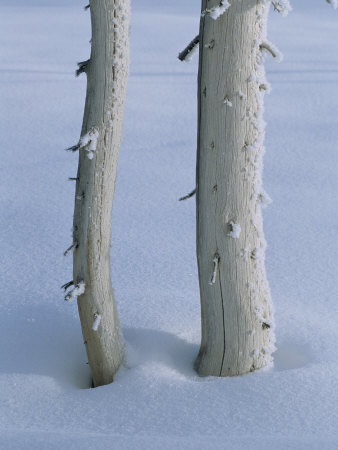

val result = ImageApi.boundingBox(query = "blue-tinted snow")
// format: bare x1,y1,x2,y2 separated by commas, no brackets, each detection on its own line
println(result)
0,1,337,448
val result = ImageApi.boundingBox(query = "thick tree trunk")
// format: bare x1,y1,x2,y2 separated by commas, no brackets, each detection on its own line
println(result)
71,0,129,387
195,0,275,377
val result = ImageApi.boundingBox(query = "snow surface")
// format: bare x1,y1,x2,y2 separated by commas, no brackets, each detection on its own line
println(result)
0,0,338,448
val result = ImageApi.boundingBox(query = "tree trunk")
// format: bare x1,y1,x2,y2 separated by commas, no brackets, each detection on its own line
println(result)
71,0,129,387
195,0,275,377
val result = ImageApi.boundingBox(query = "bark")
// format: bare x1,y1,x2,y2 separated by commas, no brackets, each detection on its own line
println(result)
195,0,275,377
72,0,129,387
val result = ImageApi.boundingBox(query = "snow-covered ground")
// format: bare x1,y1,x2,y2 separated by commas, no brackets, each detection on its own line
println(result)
0,1,337,448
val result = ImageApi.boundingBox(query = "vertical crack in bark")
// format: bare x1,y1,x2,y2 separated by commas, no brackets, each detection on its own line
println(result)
214,160,225,376
215,190,225,376
218,7,231,377
234,256,240,374
218,272,226,376
196,6,206,370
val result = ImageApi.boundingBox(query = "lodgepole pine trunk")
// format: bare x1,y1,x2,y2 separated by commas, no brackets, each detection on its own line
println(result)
71,0,129,387
195,0,275,377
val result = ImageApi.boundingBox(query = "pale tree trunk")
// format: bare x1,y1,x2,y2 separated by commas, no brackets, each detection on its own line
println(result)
195,0,276,376
67,0,129,387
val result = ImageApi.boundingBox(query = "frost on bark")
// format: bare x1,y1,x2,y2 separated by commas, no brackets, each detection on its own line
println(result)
195,0,276,377
69,0,129,387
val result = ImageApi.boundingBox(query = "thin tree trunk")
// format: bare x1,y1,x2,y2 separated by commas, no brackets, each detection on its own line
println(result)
71,0,129,387
195,0,275,377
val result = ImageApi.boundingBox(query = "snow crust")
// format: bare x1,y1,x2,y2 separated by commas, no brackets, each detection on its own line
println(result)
92,313,102,332
0,0,338,448
184,42,199,62
272,0,292,17
223,97,233,107
208,255,220,285
64,282,85,301
79,128,99,160
227,222,241,239
208,1,231,20
327,0,338,9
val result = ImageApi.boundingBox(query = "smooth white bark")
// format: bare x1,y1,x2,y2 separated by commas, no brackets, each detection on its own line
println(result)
72,0,129,387
195,0,275,377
